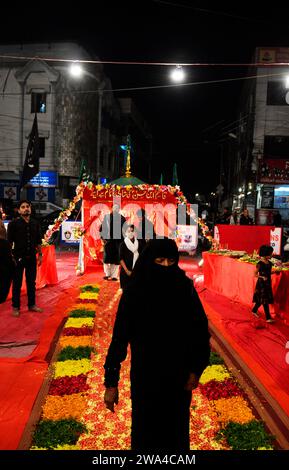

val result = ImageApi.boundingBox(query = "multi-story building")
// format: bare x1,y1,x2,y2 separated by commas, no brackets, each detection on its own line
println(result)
0,41,122,209
232,47,289,225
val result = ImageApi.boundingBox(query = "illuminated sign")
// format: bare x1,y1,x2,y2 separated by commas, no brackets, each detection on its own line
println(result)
29,171,58,187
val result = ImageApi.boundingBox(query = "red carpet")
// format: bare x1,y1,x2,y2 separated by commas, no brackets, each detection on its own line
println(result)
0,253,79,355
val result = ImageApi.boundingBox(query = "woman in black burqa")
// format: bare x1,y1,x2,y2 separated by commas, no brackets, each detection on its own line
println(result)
103,238,211,451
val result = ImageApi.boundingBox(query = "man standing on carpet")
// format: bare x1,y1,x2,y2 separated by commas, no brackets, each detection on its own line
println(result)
100,203,127,281
103,238,211,451
7,200,43,316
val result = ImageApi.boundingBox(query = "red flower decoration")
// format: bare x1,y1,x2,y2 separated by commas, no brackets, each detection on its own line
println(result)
49,374,89,396
62,327,93,336
199,378,243,401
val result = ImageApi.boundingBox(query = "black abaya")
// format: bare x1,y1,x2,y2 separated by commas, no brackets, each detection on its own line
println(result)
100,213,127,264
104,239,211,451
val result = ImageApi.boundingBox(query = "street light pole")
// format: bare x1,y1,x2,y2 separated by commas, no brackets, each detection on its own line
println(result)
96,80,106,185
68,64,106,185
96,88,103,184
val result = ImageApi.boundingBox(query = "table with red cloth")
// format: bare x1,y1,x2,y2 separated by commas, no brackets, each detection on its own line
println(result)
203,251,289,323
7,245,58,300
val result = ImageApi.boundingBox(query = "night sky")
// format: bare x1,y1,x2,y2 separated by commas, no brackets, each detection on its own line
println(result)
1,2,289,199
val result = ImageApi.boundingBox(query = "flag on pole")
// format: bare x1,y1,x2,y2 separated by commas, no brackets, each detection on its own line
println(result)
172,163,179,186
20,114,40,189
78,159,91,183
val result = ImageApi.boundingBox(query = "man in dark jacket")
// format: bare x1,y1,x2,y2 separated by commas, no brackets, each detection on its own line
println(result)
7,200,42,316
99,204,127,280
135,208,156,241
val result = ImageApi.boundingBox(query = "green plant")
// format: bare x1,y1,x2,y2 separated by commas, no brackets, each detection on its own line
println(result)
79,284,99,293
216,421,274,450
209,351,224,365
58,346,94,361
69,309,95,318
32,419,87,449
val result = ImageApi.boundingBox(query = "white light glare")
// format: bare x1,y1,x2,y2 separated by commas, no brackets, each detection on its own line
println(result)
69,62,83,78
285,76,289,89
170,65,185,82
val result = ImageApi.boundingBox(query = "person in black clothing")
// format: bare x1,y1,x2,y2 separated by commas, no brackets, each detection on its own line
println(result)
216,207,231,224
0,220,15,304
252,245,275,323
135,208,156,241
104,238,211,451
273,210,282,227
239,208,254,225
99,204,127,281
7,200,43,316
119,224,144,291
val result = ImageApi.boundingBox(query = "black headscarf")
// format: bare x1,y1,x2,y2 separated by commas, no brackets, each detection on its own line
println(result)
128,238,179,284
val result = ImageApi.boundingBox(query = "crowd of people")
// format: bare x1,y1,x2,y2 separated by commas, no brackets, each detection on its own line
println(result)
215,207,284,226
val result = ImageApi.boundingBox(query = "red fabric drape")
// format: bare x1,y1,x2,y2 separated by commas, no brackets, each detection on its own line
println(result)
36,244,58,288
82,198,178,270
216,225,271,253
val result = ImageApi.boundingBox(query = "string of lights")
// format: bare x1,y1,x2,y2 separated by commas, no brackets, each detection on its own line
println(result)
2,53,289,67
0,72,287,95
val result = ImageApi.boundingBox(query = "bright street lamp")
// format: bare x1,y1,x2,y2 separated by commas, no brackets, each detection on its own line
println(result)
69,62,83,78
170,65,185,83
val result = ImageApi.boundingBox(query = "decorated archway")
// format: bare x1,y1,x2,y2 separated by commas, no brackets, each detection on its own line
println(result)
43,183,212,274
79,180,187,270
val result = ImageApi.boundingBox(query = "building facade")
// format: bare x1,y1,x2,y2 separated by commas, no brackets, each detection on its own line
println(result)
0,42,122,209
231,47,289,225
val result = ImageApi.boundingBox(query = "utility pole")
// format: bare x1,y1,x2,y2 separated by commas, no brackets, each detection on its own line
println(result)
217,143,224,211
96,88,103,185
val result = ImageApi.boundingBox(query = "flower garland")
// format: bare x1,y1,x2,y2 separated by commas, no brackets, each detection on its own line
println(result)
42,182,187,245
42,180,214,249
197,217,213,243
42,196,81,246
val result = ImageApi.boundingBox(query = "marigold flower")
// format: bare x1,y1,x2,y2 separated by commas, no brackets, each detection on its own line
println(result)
54,359,92,378
65,317,94,328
